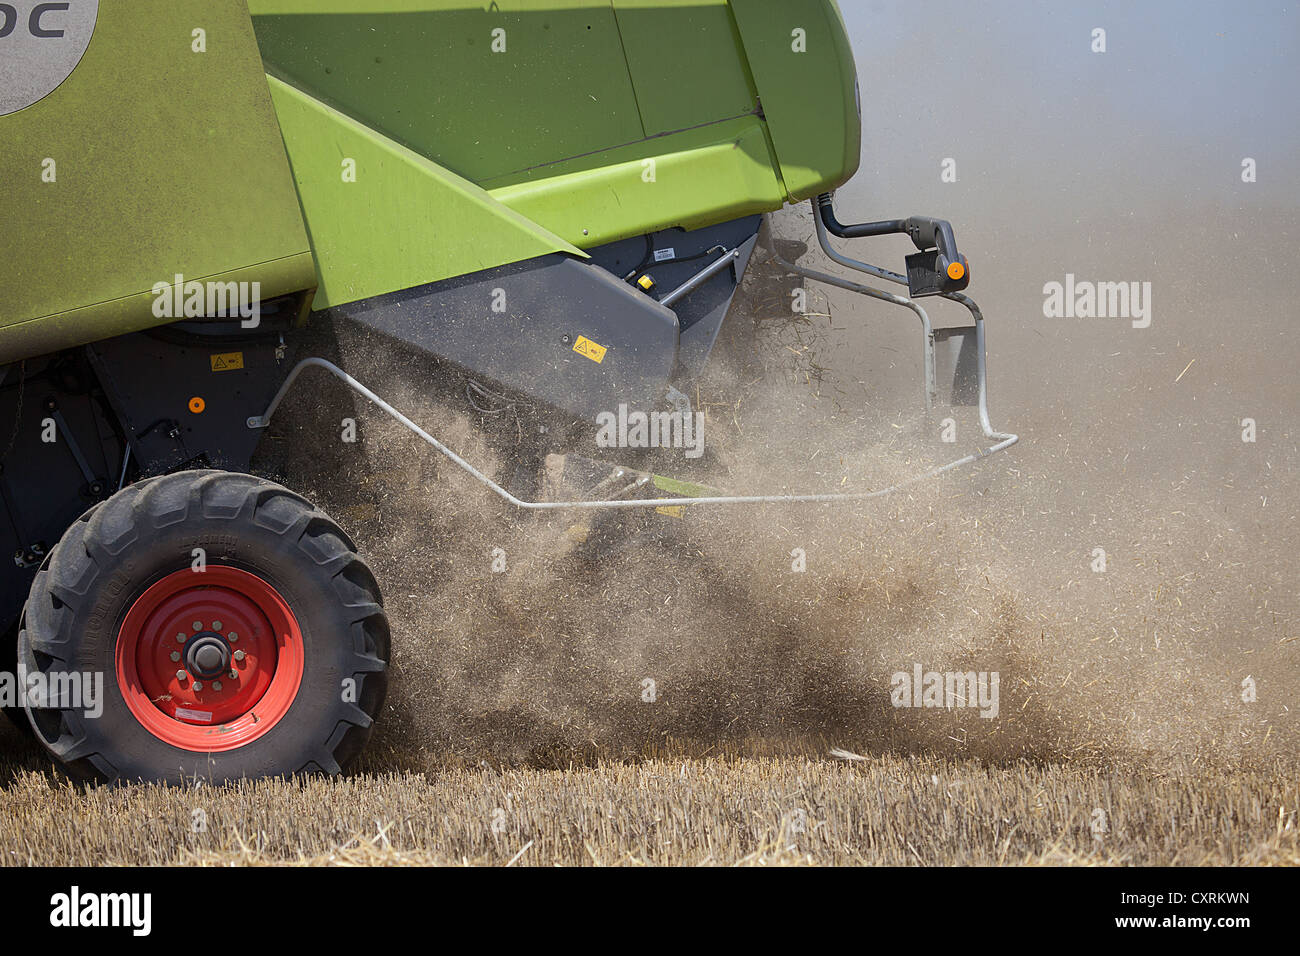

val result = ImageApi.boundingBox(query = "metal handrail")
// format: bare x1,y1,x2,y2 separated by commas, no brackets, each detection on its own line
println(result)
247,204,1017,510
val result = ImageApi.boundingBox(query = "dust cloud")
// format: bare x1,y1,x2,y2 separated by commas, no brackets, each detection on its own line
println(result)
252,213,1295,776
246,2,1298,778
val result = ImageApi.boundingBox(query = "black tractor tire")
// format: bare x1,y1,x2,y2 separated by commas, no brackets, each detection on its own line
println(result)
17,469,389,784
1,622,35,737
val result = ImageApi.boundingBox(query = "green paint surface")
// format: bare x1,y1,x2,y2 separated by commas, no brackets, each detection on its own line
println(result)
3,0,864,361
0,0,315,362
651,473,718,497
730,0,861,200
251,1,646,184
250,0,859,255
267,77,585,309
487,117,785,249
612,0,758,137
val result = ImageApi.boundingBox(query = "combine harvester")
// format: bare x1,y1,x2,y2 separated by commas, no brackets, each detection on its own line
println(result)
0,0,1015,782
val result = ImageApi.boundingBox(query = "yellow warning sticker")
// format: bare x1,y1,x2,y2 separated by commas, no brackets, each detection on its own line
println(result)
209,351,244,372
655,505,685,519
572,335,607,364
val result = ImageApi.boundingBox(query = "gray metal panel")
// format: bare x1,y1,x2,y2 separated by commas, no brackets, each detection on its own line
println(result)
934,326,980,406
333,254,680,419
676,235,758,380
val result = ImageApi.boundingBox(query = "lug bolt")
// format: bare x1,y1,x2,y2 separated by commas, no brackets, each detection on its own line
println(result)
176,670,187,682
191,621,202,631
228,669,238,680
193,681,203,691
212,621,222,631
233,650,246,662
212,681,223,692
170,651,180,662
228,632,238,642
176,633,187,643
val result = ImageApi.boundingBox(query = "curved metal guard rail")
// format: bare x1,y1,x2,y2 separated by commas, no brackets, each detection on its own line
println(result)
247,205,1017,511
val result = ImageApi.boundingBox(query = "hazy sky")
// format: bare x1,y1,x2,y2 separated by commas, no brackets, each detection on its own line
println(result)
802,0,1299,533
835,0,1299,231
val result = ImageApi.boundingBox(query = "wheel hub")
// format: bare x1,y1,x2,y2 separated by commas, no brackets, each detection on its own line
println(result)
184,632,230,678
114,565,305,752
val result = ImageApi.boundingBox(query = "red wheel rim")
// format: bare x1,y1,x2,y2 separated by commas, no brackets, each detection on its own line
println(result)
115,565,305,752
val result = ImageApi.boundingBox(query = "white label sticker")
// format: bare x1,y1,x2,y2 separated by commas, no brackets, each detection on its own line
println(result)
654,248,675,262
175,707,213,723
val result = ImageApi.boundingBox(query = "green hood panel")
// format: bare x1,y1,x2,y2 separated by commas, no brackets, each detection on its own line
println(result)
486,116,785,249
266,76,586,310
251,0,647,185
1,0,865,362
248,0,851,255
0,0,315,363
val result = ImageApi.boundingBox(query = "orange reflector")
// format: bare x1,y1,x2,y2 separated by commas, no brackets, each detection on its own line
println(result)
188,397,206,414
947,261,966,281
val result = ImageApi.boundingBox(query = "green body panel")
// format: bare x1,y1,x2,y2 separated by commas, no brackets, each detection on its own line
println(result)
247,0,860,291
0,0,315,363
487,117,785,249
2,0,864,355
729,0,861,200
3,258,314,365
267,77,585,309
609,0,757,138
249,0,647,184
